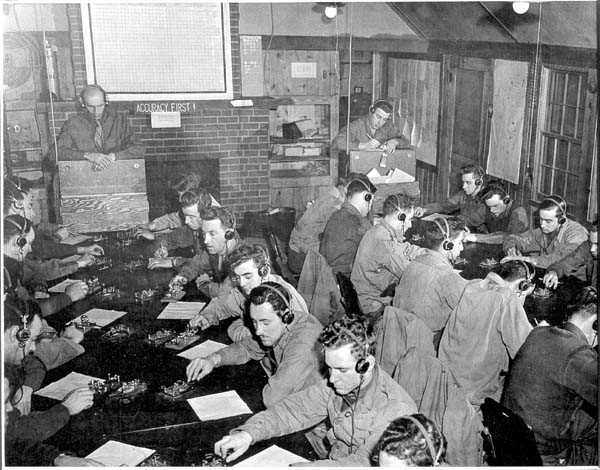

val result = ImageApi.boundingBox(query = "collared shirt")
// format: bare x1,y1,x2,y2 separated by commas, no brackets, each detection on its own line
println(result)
424,190,487,231
503,218,589,269
333,115,403,152
351,220,426,314
548,241,596,285
56,106,144,161
438,274,532,406
502,322,597,455
235,364,417,466
320,202,372,276
482,201,530,234
289,187,344,254
393,250,468,333
216,307,323,407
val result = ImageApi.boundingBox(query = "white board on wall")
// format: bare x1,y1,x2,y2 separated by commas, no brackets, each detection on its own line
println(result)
82,3,233,101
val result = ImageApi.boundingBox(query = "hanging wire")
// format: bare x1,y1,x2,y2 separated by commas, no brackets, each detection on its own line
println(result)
344,3,353,154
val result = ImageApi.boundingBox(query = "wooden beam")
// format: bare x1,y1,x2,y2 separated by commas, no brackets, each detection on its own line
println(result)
261,35,429,54
437,54,456,200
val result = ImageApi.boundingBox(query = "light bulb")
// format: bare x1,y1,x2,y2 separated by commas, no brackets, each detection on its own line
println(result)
324,5,338,19
512,2,530,14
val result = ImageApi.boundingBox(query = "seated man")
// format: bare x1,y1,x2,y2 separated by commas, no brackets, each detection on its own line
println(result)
288,172,369,274
189,244,308,341
415,164,487,231
544,222,597,288
437,260,534,406
351,194,425,317
376,414,447,467
213,318,417,466
465,181,529,244
187,282,322,407
503,195,588,270
393,218,469,348
320,176,376,276
502,287,597,465
56,84,143,170
4,301,94,447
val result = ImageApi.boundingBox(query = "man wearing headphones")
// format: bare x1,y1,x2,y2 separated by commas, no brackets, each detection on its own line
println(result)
320,176,376,276
55,84,143,170
189,244,308,342
187,281,322,409
502,288,597,465
437,260,534,407
414,164,488,231
464,181,529,244
213,318,417,466
392,219,469,350
503,195,588,269
351,194,426,318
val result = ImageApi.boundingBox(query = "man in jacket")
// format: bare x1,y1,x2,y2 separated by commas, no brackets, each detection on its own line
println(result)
213,318,417,466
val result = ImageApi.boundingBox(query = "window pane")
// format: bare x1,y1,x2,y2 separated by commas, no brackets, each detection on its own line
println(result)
556,140,568,170
554,170,566,195
541,166,553,194
569,143,582,173
552,72,566,103
576,103,585,139
563,106,576,137
566,174,579,205
549,104,563,133
543,136,555,165
565,73,580,107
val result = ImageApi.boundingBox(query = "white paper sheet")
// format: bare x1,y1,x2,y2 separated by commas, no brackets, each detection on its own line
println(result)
187,390,252,421
233,445,308,467
157,302,206,320
48,278,80,293
60,254,82,264
71,308,127,327
35,372,103,401
177,340,227,360
60,234,92,245
86,440,155,467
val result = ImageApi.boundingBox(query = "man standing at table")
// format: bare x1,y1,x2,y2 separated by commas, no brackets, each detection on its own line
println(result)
189,244,307,341
414,164,487,231
464,181,529,244
213,317,417,466
333,100,407,177
56,84,143,170
503,195,588,270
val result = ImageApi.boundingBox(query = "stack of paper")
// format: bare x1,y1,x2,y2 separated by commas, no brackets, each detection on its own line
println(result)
233,445,308,467
187,391,252,420
157,302,206,320
48,279,81,293
70,308,127,327
35,372,104,400
177,340,227,360
86,440,155,466
366,167,415,184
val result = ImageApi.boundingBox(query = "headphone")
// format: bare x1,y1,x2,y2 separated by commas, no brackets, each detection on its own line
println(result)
338,326,370,374
16,313,31,348
403,415,443,467
391,194,411,222
483,182,511,205
349,179,373,202
432,218,454,251
369,99,393,115
544,195,567,225
259,283,294,325
220,208,237,241
5,217,28,249
515,259,534,292
473,165,485,186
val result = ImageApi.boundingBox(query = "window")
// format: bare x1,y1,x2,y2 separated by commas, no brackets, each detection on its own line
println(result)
535,67,592,217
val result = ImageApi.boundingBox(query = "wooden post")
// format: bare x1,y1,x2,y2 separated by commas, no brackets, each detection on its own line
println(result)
437,54,456,200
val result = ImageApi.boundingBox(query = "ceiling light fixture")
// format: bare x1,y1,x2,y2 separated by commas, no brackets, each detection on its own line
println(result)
324,4,338,19
512,2,530,15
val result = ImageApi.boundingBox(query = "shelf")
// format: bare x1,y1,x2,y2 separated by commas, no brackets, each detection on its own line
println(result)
270,155,331,162
270,137,330,144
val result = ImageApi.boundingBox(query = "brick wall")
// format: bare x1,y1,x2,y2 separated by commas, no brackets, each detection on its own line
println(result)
59,3,270,217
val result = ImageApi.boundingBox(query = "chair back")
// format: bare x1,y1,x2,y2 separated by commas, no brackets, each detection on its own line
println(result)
335,272,363,319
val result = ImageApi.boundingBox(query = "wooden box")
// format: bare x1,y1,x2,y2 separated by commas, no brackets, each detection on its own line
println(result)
58,159,149,232
349,148,416,177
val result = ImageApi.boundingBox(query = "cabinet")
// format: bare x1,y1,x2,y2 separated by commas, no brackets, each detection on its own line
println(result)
269,96,339,213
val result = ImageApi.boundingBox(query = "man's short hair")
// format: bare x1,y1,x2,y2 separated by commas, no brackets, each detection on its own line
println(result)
383,194,414,217
346,176,377,199
337,172,368,188
179,189,213,211
420,219,465,251
226,244,269,272
3,178,32,214
538,196,567,217
3,215,32,244
248,281,290,316
80,84,106,102
371,99,393,114
199,206,236,230
493,260,533,283
460,164,485,181
318,317,370,359
376,414,446,466
481,180,509,201
567,287,597,320
173,173,202,195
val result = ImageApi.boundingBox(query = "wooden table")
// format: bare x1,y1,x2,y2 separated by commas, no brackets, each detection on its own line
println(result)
36,233,316,465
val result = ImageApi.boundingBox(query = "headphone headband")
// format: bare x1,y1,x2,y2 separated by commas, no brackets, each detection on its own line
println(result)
544,195,567,215
403,415,442,466
258,283,293,324
349,178,373,202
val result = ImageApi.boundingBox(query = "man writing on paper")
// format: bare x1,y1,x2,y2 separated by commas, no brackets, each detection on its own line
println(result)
213,318,417,466
333,100,408,177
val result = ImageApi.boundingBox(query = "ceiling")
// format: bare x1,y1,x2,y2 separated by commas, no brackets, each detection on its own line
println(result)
389,2,597,49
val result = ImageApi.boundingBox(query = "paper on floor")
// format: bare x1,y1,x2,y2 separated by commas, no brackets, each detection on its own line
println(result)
71,308,127,327
187,390,251,421
35,372,103,401
48,278,81,293
157,301,206,320
233,445,308,467
177,340,227,360
86,440,155,467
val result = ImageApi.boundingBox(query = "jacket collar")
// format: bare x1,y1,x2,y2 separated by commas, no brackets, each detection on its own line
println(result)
564,321,590,345
341,201,364,219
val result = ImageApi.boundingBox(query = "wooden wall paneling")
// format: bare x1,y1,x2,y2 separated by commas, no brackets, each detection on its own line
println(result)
58,159,147,196
577,68,598,220
437,55,456,200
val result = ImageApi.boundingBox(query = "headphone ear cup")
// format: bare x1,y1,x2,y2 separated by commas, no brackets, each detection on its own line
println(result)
398,212,406,222
364,193,373,202
355,358,369,374
475,178,482,186
257,263,269,278
281,309,294,325
558,216,566,225
443,239,454,251
16,327,31,347
503,195,511,205
224,229,235,240
17,236,27,248
518,280,533,292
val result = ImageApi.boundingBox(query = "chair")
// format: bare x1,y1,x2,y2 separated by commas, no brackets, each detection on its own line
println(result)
480,397,542,466
335,272,363,319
